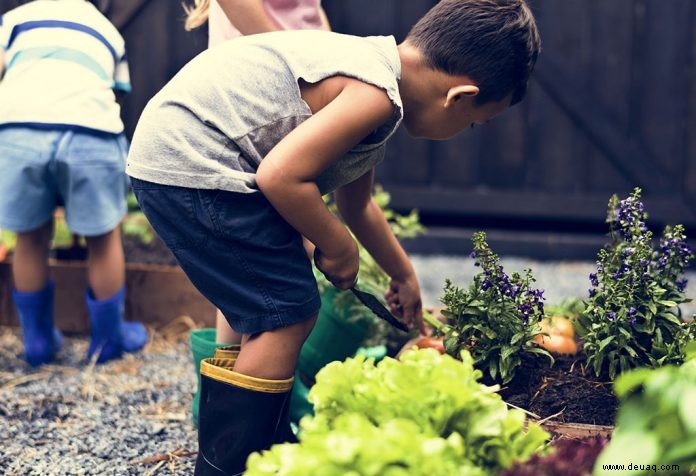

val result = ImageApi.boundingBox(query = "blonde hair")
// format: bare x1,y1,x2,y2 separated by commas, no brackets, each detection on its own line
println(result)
183,0,210,31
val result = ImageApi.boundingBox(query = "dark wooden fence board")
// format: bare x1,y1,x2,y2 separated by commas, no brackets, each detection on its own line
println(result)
2,0,695,258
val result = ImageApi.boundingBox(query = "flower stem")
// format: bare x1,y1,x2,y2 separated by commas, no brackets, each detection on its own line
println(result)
423,309,450,333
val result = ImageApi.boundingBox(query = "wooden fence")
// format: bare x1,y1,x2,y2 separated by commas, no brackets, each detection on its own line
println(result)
2,0,695,258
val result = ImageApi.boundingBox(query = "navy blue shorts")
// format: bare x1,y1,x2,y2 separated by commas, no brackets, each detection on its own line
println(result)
130,178,321,335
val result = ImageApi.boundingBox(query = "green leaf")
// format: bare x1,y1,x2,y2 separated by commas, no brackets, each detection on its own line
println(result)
598,335,615,353
613,368,652,397
500,345,517,363
658,312,683,326
679,388,696,434
595,432,660,475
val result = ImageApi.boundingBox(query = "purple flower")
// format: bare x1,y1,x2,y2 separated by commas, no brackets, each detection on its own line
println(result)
606,311,616,321
677,278,688,292
589,288,597,297
589,273,599,287
628,307,637,316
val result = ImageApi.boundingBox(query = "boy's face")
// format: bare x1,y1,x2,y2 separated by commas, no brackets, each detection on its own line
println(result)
403,93,511,141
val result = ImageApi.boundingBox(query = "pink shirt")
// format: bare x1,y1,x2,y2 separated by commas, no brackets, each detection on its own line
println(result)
208,0,323,47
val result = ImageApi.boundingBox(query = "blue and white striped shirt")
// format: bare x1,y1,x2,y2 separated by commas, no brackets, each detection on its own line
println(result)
0,0,130,134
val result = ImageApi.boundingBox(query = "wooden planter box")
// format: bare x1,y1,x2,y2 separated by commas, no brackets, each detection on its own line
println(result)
0,258,216,334
540,421,613,439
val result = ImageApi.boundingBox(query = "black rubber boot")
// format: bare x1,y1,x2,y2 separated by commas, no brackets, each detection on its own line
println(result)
194,358,294,476
208,349,298,445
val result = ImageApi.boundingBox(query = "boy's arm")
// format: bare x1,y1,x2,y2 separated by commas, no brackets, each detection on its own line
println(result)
256,78,393,290
334,171,426,333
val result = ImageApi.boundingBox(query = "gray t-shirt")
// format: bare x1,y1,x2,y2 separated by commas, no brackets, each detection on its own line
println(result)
126,30,403,195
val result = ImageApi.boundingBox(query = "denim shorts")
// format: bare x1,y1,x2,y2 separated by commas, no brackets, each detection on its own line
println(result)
0,126,128,235
130,177,321,335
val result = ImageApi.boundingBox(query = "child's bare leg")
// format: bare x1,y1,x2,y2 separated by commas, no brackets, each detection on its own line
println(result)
12,220,53,292
84,227,124,299
215,309,242,344
234,314,318,379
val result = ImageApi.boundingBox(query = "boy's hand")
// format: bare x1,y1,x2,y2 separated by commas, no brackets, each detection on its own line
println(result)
314,238,359,290
385,275,425,334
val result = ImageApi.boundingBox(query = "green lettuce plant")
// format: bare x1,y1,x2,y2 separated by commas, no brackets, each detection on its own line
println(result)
594,344,696,475
576,188,696,379
438,232,552,384
246,349,549,475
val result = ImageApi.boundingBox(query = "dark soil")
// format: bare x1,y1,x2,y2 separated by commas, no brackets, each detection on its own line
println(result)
122,235,177,266
498,352,618,426
51,235,178,266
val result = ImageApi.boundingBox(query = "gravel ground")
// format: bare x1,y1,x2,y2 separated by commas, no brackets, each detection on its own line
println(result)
2,256,695,475
0,322,199,476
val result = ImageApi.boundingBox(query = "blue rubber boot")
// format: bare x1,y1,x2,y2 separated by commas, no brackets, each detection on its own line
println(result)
12,281,63,367
86,286,148,363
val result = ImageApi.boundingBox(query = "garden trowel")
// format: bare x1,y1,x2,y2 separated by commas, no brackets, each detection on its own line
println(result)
350,286,409,332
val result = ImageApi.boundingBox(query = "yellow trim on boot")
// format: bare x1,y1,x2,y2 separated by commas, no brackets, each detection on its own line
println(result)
214,344,241,360
201,358,293,393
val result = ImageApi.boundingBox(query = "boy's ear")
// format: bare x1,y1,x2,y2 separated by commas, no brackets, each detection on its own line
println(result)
444,85,479,108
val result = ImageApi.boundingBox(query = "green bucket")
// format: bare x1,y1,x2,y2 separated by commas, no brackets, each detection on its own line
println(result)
189,328,226,427
289,369,313,424
297,287,372,379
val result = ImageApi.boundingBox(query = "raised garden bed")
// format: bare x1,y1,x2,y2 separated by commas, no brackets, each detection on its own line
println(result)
499,353,617,426
0,235,215,333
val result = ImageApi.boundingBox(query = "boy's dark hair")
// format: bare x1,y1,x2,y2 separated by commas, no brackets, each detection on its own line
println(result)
406,0,541,106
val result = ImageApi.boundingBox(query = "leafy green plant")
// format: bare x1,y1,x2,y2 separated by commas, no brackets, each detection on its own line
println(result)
0,229,17,251
576,188,696,379
594,343,696,475
545,297,586,320
122,211,155,244
246,349,549,475
246,413,486,476
438,232,553,384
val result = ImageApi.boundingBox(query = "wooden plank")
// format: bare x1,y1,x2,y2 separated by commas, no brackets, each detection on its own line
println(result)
529,0,595,195
401,226,609,261
687,3,696,205
0,260,216,334
324,0,396,36
541,421,614,439
385,185,696,225
533,56,672,192
630,0,693,179
116,0,208,138
430,130,481,189
102,0,151,30
586,0,635,193
380,129,432,186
